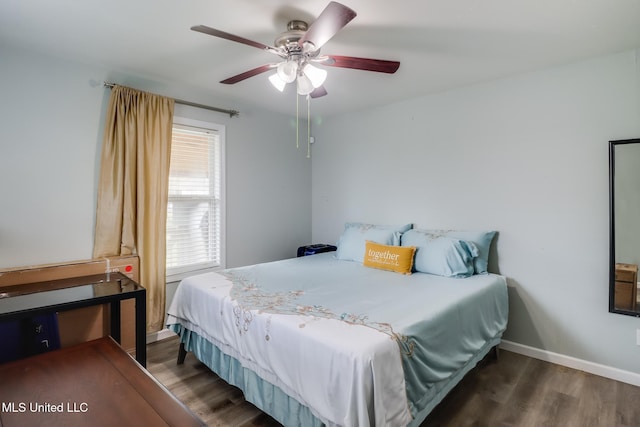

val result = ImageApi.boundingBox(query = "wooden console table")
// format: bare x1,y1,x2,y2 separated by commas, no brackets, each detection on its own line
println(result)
0,273,146,366
0,337,204,427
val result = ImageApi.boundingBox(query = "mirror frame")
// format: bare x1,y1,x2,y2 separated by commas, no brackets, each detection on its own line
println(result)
609,138,640,317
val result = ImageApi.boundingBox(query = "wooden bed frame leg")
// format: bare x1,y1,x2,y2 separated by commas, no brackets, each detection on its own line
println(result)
177,342,187,365
493,345,500,361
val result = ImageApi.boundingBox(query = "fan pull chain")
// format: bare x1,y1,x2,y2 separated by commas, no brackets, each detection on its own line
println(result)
307,95,311,158
296,94,299,149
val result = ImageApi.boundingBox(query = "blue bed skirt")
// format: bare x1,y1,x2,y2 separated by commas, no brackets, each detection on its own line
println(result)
170,324,324,426
169,323,500,427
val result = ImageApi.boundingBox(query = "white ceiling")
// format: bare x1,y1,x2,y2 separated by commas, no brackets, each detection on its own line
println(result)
2,0,639,116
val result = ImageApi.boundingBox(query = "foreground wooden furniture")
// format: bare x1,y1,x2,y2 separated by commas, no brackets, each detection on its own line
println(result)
0,337,204,427
0,273,146,366
614,263,638,311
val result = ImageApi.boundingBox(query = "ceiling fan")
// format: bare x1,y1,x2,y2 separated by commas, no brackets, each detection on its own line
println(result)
191,1,400,98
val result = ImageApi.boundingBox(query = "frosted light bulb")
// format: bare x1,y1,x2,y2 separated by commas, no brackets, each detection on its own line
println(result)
303,64,327,88
268,73,286,92
276,61,298,83
296,74,314,95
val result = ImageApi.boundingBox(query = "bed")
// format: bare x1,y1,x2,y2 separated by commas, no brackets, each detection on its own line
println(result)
166,225,508,427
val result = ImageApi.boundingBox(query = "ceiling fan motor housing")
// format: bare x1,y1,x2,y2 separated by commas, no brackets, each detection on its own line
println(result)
275,20,318,57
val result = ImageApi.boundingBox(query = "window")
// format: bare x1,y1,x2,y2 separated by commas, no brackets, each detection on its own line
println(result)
166,118,224,280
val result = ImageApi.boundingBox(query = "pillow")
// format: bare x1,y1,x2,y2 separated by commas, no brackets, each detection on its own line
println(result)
335,222,413,263
403,229,495,274
363,241,416,275
401,229,479,277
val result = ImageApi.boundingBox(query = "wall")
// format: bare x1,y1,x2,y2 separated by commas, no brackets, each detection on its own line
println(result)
0,45,311,272
311,50,640,375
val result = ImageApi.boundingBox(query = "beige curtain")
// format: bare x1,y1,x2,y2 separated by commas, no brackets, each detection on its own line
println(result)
93,85,175,333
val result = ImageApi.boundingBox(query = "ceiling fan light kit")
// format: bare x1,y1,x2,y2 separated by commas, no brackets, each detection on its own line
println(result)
269,58,328,95
191,1,400,155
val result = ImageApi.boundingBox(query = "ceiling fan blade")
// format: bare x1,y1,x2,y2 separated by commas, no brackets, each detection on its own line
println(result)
321,55,400,74
298,2,356,50
310,86,328,98
220,64,277,84
191,25,280,54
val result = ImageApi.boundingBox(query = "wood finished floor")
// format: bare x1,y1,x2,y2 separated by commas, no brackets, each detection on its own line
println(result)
147,336,640,427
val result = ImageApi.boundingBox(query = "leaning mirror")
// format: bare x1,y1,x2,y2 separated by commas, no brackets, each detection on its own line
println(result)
610,138,640,316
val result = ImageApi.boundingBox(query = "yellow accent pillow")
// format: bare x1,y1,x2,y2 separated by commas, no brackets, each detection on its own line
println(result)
363,241,416,275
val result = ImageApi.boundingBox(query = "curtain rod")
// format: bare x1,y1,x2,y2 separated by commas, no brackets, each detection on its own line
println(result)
103,82,239,118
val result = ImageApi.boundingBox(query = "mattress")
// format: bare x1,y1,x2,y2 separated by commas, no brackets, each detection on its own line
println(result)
166,252,508,426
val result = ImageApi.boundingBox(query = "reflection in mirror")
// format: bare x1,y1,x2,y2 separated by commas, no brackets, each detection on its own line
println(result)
610,139,640,316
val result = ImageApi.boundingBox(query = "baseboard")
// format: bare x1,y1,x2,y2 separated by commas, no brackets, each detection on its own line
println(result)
500,340,640,387
146,328,177,344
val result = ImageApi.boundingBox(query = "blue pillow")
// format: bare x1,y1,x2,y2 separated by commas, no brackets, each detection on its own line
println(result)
405,229,496,274
336,222,413,263
401,230,478,277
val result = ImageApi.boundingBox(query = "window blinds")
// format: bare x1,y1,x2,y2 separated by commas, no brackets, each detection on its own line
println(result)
166,124,221,274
